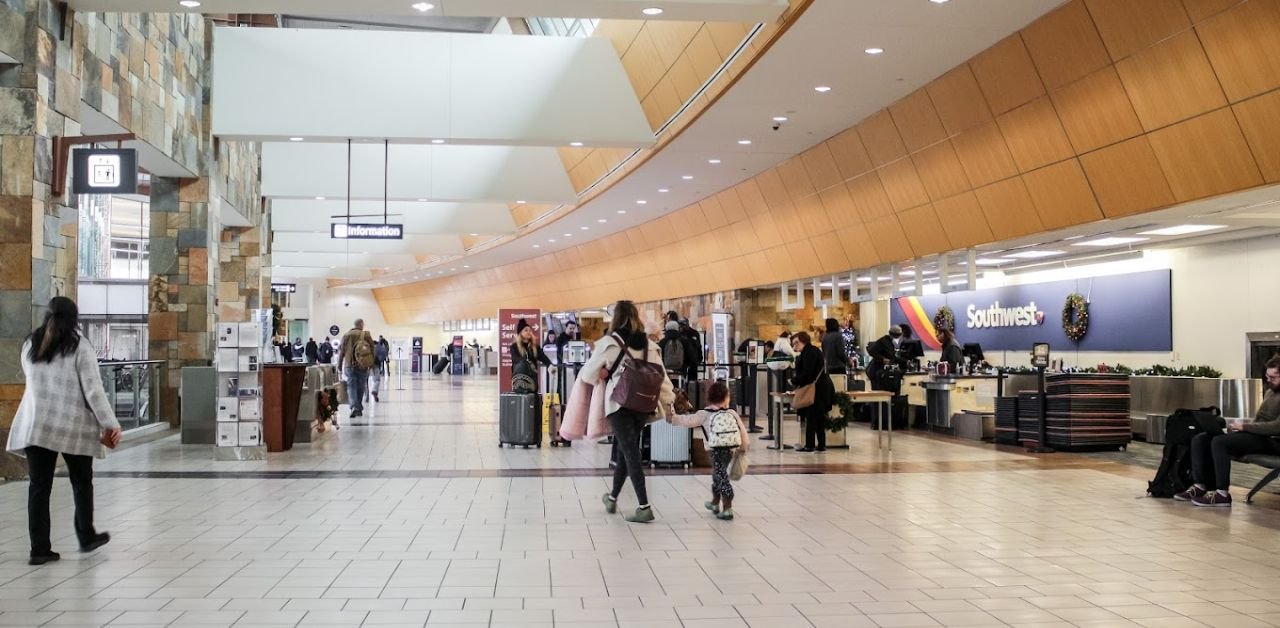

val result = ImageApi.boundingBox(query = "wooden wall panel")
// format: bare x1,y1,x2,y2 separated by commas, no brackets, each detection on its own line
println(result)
1233,90,1280,182
974,177,1044,240
799,144,843,191
878,159,931,211
1182,0,1245,23
927,65,995,135
1085,0,1191,61
888,89,947,153
896,204,952,257
996,96,1075,172
1022,159,1105,230
857,110,909,167
846,173,895,222
933,192,995,249
818,184,860,229
1115,30,1227,131
864,215,913,263
777,155,817,199
912,141,972,201
825,127,874,179
836,224,879,269
969,35,1047,115
1078,136,1177,217
1050,66,1144,153
951,121,1018,187
1146,107,1263,202
1195,0,1280,102
809,231,851,273
1021,0,1112,89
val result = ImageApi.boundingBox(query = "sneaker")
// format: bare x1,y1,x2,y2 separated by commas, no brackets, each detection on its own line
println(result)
373,392,380,402
1192,491,1232,508
625,507,655,524
1173,485,1206,502
794,447,814,453
28,552,60,566
716,509,735,521
602,494,617,514
79,533,110,553
704,501,720,514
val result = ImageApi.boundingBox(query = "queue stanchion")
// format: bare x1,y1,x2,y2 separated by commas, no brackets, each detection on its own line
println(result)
395,348,405,391
761,367,775,441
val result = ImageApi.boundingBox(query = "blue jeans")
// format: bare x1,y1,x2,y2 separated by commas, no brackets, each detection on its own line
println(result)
345,366,369,413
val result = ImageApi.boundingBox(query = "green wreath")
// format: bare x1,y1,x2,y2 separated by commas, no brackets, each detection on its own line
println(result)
933,306,955,332
1063,293,1089,342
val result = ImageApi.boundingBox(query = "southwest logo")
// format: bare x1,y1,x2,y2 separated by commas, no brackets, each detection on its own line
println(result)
966,301,1045,329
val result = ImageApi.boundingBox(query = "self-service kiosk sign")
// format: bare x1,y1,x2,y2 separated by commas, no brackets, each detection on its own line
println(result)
72,148,138,194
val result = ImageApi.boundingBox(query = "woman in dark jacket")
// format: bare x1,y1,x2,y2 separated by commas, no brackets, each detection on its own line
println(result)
938,328,963,374
510,319,552,393
791,331,835,452
820,318,849,375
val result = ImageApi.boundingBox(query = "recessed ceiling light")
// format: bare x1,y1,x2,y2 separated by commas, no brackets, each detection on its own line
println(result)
314,196,325,200
636,200,647,205
178,0,201,7
772,116,789,122
1073,236,1149,247
814,86,832,93
708,159,721,164
463,265,469,268
658,188,669,193
1005,250,1064,259
617,210,627,214
533,244,541,248
563,233,572,237
974,258,1013,266
642,7,664,15
580,226,589,230
570,141,584,147
411,2,435,12
417,198,427,202
682,175,694,180
598,219,607,223
930,0,950,4
865,47,885,55
1138,224,1225,236
737,139,752,145
450,268,456,271
548,239,556,243
289,137,304,142
516,200,526,204
430,139,445,144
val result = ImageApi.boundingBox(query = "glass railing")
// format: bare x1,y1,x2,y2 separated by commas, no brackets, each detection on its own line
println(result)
97,360,164,431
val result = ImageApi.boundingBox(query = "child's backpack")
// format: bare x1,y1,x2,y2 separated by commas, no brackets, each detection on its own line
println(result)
705,409,742,448
1147,407,1224,497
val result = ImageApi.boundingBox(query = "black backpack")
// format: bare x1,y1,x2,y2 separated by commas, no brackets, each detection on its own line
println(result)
1147,407,1225,497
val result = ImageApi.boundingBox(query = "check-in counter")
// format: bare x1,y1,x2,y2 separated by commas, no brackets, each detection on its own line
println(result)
922,375,1000,430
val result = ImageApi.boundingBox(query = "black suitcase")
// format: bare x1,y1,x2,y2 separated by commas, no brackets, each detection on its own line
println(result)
499,393,541,448
432,356,449,374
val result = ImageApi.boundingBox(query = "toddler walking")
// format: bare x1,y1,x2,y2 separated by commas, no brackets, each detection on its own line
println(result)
668,381,749,520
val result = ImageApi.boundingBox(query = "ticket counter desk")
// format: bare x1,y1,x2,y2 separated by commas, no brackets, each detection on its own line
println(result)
918,375,1000,432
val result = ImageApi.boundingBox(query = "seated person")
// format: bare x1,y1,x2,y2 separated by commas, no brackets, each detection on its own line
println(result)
1176,357,1280,507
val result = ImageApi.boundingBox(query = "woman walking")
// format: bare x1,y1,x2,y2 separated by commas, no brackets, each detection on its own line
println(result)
7,297,120,565
791,331,835,453
580,300,675,523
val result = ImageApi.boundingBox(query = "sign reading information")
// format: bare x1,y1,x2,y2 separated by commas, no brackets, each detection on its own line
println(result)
330,223,404,240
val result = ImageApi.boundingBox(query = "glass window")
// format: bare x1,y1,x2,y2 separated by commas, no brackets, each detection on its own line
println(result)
78,194,150,281
526,17,600,39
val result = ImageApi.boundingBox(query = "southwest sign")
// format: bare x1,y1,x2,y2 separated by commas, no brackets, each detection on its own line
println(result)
891,270,1171,352
330,223,404,240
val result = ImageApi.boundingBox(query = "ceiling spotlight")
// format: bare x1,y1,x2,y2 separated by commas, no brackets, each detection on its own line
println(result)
563,233,572,237
772,116,789,122
708,159,721,164
598,219,607,223
450,268,456,271
682,175,694,180
289,137,304,142
930,0,950,4
533,244,541,248
549,239,556,243
636,200,647,205
178,0,201,7
865,47,885,55
314,196,326,200
570,141,584,147
411,2,435,12
580,226,589,230
469,233,478,236
617,210,627,214
642,7,664,15
516,200,526,204
737,139,752,145
814,86,832,93
463,265,470,268
430,139,445,144
658,188,669,193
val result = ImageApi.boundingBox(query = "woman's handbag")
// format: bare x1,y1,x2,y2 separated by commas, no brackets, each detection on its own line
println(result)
793,364,824,410
730,450,749,481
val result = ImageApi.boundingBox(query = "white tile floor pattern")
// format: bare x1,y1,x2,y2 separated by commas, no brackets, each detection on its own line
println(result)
2,376,1280,627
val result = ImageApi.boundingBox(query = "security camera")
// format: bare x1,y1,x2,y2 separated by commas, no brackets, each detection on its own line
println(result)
772,123,781,131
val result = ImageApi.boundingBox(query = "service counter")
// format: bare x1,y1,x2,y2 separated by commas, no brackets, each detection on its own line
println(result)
918,375,1000,431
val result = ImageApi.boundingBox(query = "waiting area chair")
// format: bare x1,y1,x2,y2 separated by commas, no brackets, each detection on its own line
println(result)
1241,454,1280,504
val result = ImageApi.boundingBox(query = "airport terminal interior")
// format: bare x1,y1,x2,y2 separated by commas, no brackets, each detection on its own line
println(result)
3,0,1280,626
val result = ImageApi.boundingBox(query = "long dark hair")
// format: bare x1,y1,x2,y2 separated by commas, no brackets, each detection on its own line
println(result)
28,296,81,363
608,300,647,349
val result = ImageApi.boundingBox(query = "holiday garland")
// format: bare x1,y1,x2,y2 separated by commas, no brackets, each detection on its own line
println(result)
933,306,955,332
1062,293,1089,342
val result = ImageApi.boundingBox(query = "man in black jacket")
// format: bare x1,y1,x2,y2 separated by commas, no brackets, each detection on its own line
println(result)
678,317,702,382
304,338,319,364
867,326,906,393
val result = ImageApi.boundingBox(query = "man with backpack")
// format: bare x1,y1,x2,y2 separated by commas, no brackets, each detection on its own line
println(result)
659,320,687,380
338,319,376,419
371,336,390,402
678,317,702,383
318,337,334,364
1176,357,1280,507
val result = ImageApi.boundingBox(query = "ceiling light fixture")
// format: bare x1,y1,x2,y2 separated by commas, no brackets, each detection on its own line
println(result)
658,188,669,193
708,159,721,164
1073,236,1149,247
430,139,445,144
463,265,469,268
469,233,478,236
636,200,647,204
642,7,664,15
930,0,951,4
737,139,752,145
1138,224,1226,236
411,2,435,12
314,196,325,200
548,239,556,243
417,198,427,202
617,210,627,214
533,244,541,248
598,219,607,223
563,233,572,237
289,137,304,142
516,200,526,204
865,47,885,55
974,258,1013,266
772,116,789,122
581,226,589,230
1005,250,1064,259
682,175,694,180
570,141,584,147
178,0,201,7
814,85,832,93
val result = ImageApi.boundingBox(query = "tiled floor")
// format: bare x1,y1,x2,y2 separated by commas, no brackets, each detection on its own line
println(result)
2,375,1279,627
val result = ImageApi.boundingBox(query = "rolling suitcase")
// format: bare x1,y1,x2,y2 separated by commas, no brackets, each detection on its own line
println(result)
499,393,542,448
649,420,691,468
432,356,449,375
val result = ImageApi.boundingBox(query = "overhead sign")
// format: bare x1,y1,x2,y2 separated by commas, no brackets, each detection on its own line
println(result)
331,223,403,240
71,148,138,194
270,283,297,293
892,270,1172,352
329,325,340,336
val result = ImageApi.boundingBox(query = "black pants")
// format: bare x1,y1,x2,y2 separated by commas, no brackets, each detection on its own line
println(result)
26,446,97,556
1190,431,1279,491
609,410,649,505
711,448,734,500
801,408,827,450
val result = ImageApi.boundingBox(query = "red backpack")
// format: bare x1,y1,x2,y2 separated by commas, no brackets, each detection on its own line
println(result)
607,333,666,414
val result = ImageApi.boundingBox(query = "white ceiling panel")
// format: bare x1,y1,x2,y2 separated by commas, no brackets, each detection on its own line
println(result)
272,232,466,255
66,0,787,21
272,251,424,268
273,266,374,281
261,142,577,204
213,28,654,147
271,199,516,235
